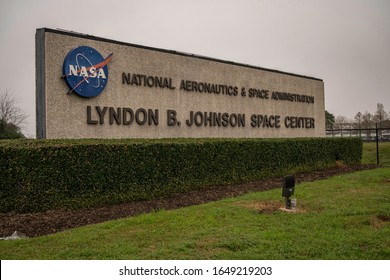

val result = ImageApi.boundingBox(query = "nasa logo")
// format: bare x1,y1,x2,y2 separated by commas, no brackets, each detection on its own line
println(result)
62,46,113,98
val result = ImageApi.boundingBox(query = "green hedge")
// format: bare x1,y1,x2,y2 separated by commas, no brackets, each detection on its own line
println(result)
0,138,362,213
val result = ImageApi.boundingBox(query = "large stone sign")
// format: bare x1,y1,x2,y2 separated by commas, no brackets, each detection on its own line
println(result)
36,28,325,139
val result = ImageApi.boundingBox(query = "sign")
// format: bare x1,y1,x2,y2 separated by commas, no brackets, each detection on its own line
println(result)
36,28,325,139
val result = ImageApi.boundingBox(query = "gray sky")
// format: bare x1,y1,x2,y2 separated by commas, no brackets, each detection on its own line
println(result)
1,0,389,137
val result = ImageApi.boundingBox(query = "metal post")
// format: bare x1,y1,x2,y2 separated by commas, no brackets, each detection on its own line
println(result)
285,197,291,209
376,123,379,165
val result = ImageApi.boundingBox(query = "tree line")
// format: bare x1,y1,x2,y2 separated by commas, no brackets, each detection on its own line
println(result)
326,103,389,138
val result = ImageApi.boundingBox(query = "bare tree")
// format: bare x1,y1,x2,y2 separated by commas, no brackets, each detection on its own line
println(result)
0,89,28,138
374,103,388,128
0,89,28,127
353,112,362,137
335,115,348,136
361,111,374,140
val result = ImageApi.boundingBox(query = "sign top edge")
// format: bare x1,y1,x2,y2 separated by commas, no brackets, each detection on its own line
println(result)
36,27,323,82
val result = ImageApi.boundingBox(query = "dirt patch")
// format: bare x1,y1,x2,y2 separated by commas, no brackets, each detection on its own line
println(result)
377,215,390,222
237,200,307,214
236,201,283,214
0,164,378,238
335,160,347,168
371,215,390,229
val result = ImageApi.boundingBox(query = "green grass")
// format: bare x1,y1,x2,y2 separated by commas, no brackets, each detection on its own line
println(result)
1,167,389,260
362,142,390,166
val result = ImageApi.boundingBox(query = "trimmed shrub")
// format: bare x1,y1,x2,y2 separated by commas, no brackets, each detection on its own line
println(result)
0,138,362,213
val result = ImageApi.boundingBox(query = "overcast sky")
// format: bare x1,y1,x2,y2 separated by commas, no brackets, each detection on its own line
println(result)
0,0,389,137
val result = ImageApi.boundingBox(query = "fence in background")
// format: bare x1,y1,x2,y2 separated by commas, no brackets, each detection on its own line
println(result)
326,123,390,165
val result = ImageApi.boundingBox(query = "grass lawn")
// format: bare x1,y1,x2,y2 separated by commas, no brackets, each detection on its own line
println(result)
1,166,389,260
362,142,390,166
